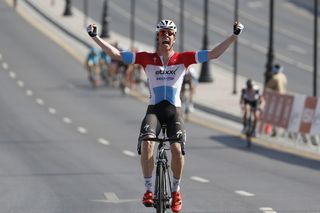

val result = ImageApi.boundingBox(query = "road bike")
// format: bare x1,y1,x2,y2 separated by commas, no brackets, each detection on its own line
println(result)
138,125,184,213
244,110,254,148
87,64,102,88
181,83,192,121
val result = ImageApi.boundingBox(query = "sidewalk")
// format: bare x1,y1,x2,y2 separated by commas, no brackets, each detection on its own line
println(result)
10,0,320,160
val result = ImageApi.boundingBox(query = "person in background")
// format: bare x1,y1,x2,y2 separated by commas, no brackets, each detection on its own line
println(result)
99,50,111,85
85,47,101,87
265,64,287,136
266,64,287,94
180,66,197,114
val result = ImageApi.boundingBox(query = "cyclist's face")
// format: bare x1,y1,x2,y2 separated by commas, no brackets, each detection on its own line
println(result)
158,29,176,50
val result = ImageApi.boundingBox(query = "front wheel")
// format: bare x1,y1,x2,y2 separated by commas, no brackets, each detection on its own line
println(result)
246,113,254,148
155,164,167,213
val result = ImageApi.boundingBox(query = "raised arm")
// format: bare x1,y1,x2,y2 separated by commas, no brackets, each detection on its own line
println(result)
87,24,122,61
208,21,244,60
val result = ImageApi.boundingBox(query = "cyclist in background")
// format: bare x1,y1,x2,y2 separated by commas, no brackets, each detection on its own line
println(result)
99,50,111,85
87,19,244,213
240,79,264,137
85,47,101,87
180,66,197,115
108,41,123,87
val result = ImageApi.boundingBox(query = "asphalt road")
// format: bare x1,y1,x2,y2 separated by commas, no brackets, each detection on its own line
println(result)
73,0,320,96
1,0,320,212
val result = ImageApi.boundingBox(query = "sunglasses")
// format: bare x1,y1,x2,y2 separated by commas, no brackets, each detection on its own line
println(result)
158,30,175,37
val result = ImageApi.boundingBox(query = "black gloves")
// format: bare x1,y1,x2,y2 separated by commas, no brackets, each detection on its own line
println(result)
87,24,97,37
233,21,244,35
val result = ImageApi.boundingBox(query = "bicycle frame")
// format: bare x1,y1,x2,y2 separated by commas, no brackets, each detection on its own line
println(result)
138,126,183,213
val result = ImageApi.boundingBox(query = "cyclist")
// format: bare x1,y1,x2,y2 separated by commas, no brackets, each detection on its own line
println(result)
85,47,101,87
87,19,244,212
180,66,197,114
99,50,111,85
108,41,124,87
240,79,264,137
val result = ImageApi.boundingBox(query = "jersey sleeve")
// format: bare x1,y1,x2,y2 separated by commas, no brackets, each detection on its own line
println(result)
179,50,209,68
121,51,150,68
196,50,209,63
121,51,135,64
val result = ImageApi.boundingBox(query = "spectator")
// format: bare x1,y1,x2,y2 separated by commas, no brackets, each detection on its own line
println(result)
265,64,287,136
265,64,287,94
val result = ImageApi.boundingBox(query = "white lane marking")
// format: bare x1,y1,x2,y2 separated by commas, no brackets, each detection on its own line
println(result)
235,190,255,196
260,207,273,211
208,1,314,73
190,176,210,183
26,90,33,96
48,107,57,114
92,192,139,203
97,138,110,145
17,80,24,87
62,117,72,124
122,150,136,157
36,98,44,105
2,62,8,70
9,71,16,79
260,207,277,213
297,62,313,72
77,126,87,134
288,44,307,55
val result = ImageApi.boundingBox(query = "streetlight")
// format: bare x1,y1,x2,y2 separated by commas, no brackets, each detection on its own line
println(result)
264,0,274,85
130,0,136,49
100,0,110,38
155,0,163,50
313,0,318,96
199,0,213,83
158,0,163,22
179,0,184,52
83,0,88,28
63,0,72,16
232,0,239,94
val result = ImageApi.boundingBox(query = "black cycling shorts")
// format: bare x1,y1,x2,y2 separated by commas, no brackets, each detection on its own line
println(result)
244,99,258,110
138,100,186,143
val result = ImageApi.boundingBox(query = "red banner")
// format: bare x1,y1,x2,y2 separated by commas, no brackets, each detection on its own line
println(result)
278,95,294,129
260,90,294,130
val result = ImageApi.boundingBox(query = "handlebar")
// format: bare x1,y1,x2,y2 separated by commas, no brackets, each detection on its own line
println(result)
137,136,185,155
142,137,182,143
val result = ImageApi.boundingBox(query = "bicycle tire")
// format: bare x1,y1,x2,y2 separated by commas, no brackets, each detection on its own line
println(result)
246,113,253,148
156,164,166,213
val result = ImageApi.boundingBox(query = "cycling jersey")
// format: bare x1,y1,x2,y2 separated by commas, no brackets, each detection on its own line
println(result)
86,50,100,66
99,51,111,64
241,85,261,109
121,50,208,107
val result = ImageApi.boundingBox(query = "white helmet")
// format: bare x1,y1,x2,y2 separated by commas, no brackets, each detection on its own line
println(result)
156,19,177,33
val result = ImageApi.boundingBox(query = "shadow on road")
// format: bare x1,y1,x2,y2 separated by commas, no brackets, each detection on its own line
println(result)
210,135,320,171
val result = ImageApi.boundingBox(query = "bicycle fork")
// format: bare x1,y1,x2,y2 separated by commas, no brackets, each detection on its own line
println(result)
154,154,172,210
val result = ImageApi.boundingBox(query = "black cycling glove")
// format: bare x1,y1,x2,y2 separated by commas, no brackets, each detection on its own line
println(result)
233,21,244,35
87,24,97,37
